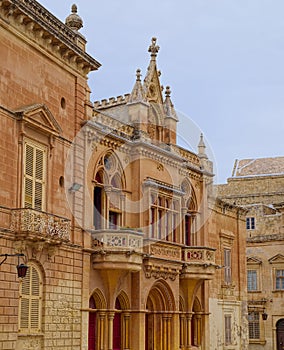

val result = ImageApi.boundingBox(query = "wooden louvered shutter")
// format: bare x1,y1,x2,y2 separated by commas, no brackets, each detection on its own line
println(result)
224,249,232,284
19,265,42,333
24,141,46,211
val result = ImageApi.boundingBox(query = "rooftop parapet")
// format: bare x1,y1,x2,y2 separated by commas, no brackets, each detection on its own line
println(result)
94,94,131,108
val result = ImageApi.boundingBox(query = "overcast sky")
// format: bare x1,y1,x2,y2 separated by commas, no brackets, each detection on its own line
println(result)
39,0,284,183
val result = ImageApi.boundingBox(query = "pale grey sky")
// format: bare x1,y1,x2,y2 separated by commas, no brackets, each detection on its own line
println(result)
39,0,284,183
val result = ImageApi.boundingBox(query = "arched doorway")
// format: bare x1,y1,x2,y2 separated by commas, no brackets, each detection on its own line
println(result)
88,296,97,350
277,319,284,350
113,298,122,350
191,297,202,347
145,280,175,350
88,289,107,350
113,292,131,350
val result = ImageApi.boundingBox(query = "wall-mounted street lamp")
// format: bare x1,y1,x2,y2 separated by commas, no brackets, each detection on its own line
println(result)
0,253,28,278
262,310,268,321
68,182,83,193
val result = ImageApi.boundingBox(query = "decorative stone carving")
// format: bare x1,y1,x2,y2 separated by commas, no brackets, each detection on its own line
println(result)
91,229,143,252
11,208,71,242
143,263,179,281
149,243,181,260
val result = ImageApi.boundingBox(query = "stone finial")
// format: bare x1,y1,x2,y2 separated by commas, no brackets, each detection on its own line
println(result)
65,4,83,31
136,69,142,82
198,133,208,159
148,37,160,59
165,86,171,97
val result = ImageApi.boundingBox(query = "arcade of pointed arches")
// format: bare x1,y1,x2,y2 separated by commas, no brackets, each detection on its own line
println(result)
88,281,203,350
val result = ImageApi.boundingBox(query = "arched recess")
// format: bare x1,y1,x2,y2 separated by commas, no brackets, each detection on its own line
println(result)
88,289,107,350
93,150,126,230
114,291,131,350
191,297,202,348
145,280,175,350
148,104,163,141
181,179,198,246
276,319,284,350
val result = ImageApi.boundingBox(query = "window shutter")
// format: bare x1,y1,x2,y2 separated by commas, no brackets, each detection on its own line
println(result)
224,249,232,284
23,141,46,211
19,264,42,333
225,315,232,344
20,298,29,329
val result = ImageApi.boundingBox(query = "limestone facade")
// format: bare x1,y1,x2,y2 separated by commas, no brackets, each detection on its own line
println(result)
0,1,248,349
217,158,284,350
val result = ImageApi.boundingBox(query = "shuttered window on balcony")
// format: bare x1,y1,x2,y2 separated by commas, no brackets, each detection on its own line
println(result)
23,141,47,211
19,264,42,333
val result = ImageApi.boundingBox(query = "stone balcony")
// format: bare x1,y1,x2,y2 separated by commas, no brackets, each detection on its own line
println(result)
10,208,71,242
91,229,143,271
142,240,216,281
142,239,182,281
181,246,217,280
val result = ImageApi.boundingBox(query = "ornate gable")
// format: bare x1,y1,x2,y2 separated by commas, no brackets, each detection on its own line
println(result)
268,254,284,264
14,104,62,135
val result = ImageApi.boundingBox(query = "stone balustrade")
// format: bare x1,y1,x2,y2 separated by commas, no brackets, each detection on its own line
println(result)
10,208,71,242
91,229,143,253
183,246,216,265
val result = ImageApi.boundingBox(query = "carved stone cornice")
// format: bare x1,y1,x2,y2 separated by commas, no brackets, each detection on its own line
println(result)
0,0,101,74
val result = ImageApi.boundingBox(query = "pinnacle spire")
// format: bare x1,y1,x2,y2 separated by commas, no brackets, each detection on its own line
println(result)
128,69,147,104
164,86,178,121
198,133,208,159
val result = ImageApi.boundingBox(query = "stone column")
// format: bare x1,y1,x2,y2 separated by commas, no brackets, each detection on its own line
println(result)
185,313,192,349
180,314,186,349
167,315,171,350
123,312,130,350
99,312,106,350
162,315,168,350
195,314,202,346
108,312,115,350
181,207,187,245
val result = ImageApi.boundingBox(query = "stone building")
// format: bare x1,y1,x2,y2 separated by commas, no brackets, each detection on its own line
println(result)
217,157,284,350
0,1,248,349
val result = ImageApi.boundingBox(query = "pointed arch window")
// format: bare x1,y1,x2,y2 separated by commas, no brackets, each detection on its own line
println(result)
19,263,42,333
93,152,125,230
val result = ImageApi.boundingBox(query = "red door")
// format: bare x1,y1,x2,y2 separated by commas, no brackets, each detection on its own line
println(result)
113,299,121,350
88,297,96,350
